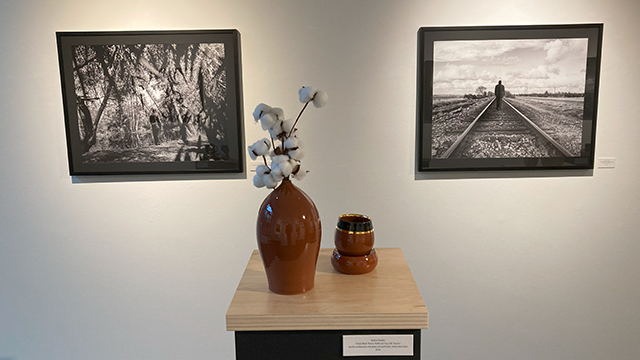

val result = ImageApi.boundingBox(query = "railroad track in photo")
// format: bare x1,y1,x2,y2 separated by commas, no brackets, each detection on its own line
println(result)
440,97,575,159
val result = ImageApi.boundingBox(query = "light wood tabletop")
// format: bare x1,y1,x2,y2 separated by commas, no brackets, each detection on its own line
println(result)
226,248,428,331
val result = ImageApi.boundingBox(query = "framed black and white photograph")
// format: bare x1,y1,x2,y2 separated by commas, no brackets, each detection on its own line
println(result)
416,24,603,171
57,29,244,175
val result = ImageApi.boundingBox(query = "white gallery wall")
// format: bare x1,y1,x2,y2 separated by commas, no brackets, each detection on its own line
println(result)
1,0,639,359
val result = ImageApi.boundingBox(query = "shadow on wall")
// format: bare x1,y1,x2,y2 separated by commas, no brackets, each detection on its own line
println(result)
0,357,15,360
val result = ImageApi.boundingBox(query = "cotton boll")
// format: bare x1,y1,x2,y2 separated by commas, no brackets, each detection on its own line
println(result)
263,173,278,189
270,160,280,172
271,155,290,164
260,113,277,130
256,164,270,177
279,160,293,177
293,163,308,180
298,86,316,103
298,86,307,101
247,139,265,160
269,120,284,138
253,173,266,188
249,138,271,157
253,103,272,121
282,119,296,134
290,159,301,174
272,107,284,120
288,148,304,160
268,147,283,157
284,137,298,149
313,90,328,108
270,164,285,181
258,138,272,155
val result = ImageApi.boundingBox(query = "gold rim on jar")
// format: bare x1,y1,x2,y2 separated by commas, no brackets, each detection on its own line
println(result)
336,213,373,233
335,226,374,234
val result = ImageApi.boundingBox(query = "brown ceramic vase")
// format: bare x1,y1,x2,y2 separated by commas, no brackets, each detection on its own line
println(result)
256,178,322,295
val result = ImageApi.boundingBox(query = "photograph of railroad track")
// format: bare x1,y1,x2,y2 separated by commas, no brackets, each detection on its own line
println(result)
417,24,603,171
57,30,244,175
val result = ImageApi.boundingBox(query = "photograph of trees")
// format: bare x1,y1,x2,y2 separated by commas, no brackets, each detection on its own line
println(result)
58,30,243,174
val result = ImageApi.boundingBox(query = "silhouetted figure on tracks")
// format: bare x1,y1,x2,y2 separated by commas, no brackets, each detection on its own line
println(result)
494,80,505,110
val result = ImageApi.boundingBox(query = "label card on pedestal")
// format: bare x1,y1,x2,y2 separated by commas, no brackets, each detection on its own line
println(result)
343,334,413,356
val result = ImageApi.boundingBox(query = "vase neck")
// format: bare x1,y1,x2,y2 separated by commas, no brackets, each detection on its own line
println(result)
276,177,295,191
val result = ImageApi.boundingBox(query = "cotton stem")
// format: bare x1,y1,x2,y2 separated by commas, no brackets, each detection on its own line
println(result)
288,101,310,137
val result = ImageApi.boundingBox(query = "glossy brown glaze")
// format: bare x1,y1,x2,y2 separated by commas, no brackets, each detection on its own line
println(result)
331,248,378,275
257,178,322,295
334,214,374,256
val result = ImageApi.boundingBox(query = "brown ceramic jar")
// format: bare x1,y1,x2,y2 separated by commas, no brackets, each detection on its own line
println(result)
334,214,374,256
257,178,322,295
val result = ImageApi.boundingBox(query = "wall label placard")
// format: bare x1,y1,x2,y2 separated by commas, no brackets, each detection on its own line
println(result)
343,334,413,357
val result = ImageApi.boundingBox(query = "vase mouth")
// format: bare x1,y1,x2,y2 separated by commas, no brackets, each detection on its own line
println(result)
337,213,373,233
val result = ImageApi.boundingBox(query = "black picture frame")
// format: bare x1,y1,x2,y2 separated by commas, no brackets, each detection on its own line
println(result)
416,24,603,171
57,29,244,175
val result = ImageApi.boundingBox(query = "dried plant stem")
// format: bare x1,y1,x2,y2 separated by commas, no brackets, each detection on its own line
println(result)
288,101,310,137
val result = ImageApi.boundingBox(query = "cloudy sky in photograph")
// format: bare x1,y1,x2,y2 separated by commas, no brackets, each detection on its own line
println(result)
433,38,588,95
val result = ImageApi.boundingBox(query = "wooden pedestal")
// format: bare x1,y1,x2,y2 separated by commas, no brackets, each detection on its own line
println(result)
226,248,428,359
